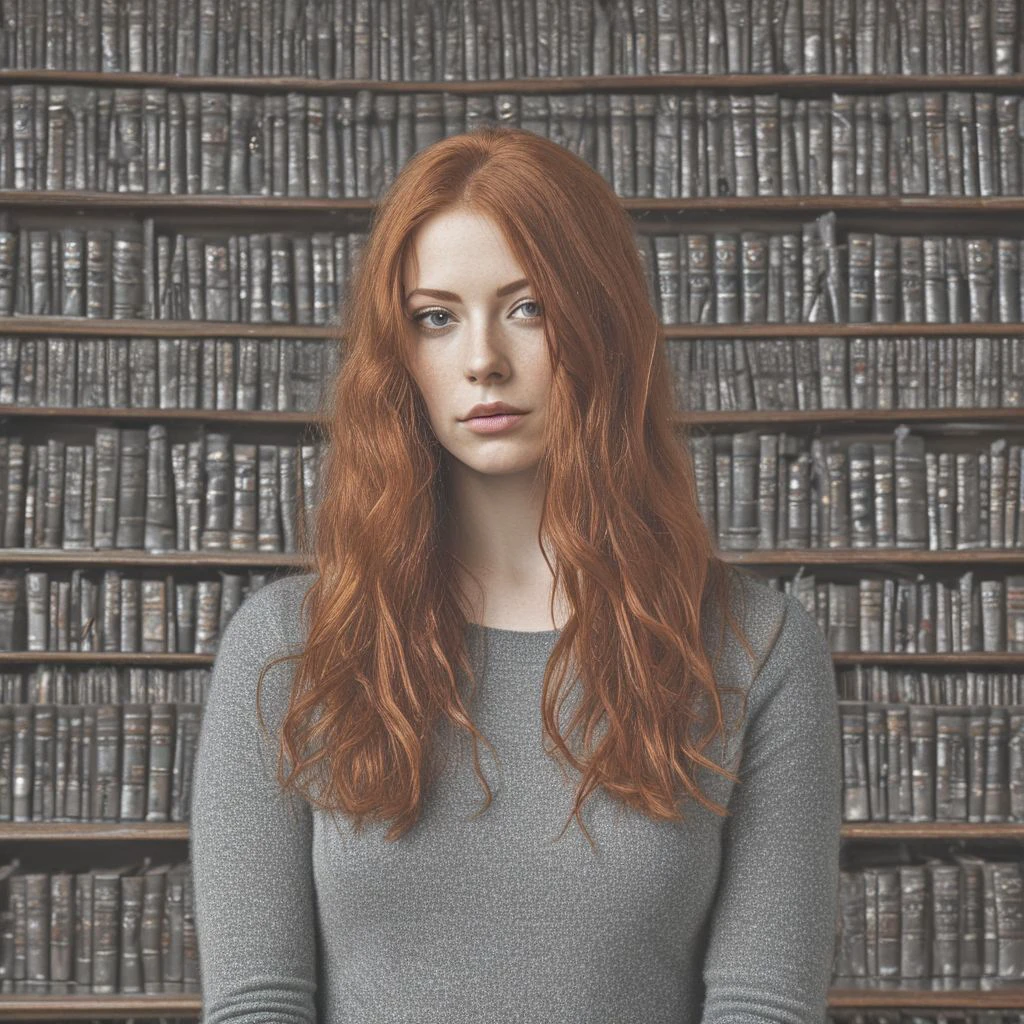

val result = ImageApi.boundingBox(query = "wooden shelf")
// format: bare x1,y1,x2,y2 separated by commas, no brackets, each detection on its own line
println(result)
0,547,1022,569
0,994,200,1018
2,404,1022,430
0,316,338,338
1,315,1021,340
828,988,1024,1009
0,313,335,337
0,405,325,425
0,547,1021,572
0,988,1020,1017
677,408,1024,429
1,68,1023,94
0,651,213,665
842,822,1024,840
0,650,1016,669
0,549,306,568
4,189,1024,214
0,190,382,212
831,652,1024,667
0,822,189,841
634,322,1022,339
3,821,1024,843
725,549,1024,566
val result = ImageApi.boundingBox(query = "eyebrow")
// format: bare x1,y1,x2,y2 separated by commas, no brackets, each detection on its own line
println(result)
404,277,530,302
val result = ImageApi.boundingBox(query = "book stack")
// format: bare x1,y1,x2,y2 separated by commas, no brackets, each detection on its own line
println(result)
2,85,1024,199
0,0,1021,1018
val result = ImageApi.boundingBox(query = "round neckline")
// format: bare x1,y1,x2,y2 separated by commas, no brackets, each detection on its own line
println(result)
465,620,561,638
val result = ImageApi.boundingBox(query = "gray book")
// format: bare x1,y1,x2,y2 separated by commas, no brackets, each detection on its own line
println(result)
143,423,174,552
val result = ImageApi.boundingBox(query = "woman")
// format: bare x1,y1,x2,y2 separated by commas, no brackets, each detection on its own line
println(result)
190,125,842,1024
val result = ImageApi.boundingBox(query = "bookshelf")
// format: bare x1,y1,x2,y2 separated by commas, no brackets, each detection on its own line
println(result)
6,189,1024,212
0,1,1023,1019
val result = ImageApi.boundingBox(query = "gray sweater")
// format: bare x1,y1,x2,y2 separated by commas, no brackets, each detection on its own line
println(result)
190,569,842,1024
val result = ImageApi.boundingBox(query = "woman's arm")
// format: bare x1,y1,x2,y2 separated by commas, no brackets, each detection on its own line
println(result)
189,582,318,1024
700,592,843,1024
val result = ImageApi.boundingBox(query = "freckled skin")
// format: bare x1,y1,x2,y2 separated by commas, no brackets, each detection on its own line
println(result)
402,207,552,482
402,206,569,628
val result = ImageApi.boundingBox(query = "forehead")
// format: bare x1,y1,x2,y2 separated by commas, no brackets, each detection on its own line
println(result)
402,209,524,289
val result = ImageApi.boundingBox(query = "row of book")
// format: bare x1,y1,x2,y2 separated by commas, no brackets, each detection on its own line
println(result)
0,664,1019,713
767,571,1024,655
833,849,1024,985
6,847,1024,996
0,858,197,992
0,653,1016,712
669,336,1024,413
1,335,339,415
12,216,1024,327
3,850,1024,998
0,567,1021,656
645,224,1024,326
2,0,1020,78
0,665,213,707
837,667,1024,709
840,700,1024,823
6,848,1024,996
12,695,1024,827
689,428,1024,551
5,84,1024,200
5,425,1024,557
0,431,325,554
1,334,1021,417
0,220,367,324
0,570,267,655
0,334,340,413
0,702,202,823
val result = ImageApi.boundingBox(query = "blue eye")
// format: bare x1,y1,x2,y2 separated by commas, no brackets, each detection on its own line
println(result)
411,299,543,333
416,308,452,330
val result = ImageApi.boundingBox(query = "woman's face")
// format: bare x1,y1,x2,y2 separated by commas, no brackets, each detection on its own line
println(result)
402,208,552,478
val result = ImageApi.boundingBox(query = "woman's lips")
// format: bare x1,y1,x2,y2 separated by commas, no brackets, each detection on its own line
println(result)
461,413,527,434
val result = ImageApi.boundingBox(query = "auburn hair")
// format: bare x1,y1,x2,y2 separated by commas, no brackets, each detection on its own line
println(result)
255,124,759,851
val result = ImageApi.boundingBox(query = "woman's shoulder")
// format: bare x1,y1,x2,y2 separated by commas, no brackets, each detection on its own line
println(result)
209,572,318,729
222,571,318,655
700,571,838,780
706,569,828,694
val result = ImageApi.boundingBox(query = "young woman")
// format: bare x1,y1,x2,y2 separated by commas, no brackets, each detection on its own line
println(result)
190,125,842,1024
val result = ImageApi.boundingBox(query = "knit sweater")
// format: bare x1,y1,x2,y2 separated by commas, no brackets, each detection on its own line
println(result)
189,568,842,1024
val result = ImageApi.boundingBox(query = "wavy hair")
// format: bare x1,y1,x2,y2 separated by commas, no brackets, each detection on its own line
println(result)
256,124,759,851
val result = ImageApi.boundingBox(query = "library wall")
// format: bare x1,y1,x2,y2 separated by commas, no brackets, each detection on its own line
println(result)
0,0,1021,1019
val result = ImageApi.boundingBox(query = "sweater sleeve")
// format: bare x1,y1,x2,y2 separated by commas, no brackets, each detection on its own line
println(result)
189,584,318,1024
700,592,842,1024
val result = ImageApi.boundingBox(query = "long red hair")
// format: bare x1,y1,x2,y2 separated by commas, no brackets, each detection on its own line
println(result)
256,124,758,850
